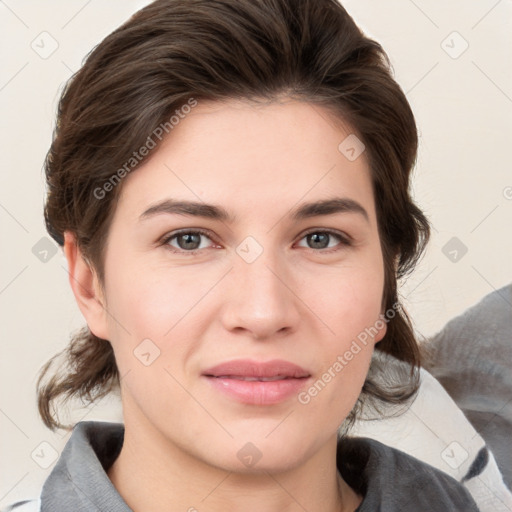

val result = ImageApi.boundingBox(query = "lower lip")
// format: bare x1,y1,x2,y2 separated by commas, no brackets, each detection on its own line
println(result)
203,376,310,405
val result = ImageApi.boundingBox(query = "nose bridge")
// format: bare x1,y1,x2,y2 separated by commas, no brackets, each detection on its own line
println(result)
222,235,300,338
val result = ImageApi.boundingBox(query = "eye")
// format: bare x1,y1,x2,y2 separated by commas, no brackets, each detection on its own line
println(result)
161,229,216,254
296,229,351,253
160,228,352,255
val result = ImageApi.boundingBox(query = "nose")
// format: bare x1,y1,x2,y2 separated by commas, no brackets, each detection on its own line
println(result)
220,248,302,340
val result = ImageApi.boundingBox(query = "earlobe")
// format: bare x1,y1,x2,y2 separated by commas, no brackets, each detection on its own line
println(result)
63,231,110,340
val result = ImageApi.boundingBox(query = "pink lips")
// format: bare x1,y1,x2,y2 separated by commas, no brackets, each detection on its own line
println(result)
202,359,311,405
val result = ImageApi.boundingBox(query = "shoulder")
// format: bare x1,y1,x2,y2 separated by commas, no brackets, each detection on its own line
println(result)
2,421,124,512
38,421,128,511
338,436,481,511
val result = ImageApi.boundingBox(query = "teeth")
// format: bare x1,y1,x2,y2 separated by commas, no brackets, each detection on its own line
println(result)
217,376,288,381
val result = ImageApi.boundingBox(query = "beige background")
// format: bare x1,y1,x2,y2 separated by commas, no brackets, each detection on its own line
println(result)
1,0,511,505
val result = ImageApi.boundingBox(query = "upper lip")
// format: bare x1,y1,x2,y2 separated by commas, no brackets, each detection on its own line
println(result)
202,359,311,379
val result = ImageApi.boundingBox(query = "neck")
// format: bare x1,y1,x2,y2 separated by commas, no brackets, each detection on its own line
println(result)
107,412,361,512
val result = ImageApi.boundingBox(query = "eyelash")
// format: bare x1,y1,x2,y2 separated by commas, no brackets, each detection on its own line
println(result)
159,228,352,255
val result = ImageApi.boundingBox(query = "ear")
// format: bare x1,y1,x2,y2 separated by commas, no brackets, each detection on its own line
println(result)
373,309,388,345
63,231,110,340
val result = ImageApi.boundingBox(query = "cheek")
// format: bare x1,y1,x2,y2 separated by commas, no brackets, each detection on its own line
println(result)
103,258,202,338
100,266,196,404
304,256,385,340
298,256,385,404
101,259,218,389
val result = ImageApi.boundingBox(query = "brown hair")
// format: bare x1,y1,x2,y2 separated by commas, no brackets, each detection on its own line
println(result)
38,0,430,431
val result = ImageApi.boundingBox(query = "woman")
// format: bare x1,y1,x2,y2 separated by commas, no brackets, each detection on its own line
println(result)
5,0,481,510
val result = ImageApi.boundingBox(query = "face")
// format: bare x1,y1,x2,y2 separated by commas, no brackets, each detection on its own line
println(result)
87,98,386,473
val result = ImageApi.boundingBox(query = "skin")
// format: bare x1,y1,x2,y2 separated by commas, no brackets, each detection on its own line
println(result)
65,98,387,512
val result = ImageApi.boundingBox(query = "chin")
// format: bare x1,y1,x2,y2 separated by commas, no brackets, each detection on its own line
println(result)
219,451,309,476
200,429,319,475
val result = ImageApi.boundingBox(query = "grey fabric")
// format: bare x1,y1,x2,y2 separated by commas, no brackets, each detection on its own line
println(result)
425,283,512,488
339,436,480,511
40,421,130,511
35,420,479,511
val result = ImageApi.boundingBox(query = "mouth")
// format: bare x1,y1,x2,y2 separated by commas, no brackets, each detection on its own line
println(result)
210,375,302,381
202,358,311,379
202,359,311,405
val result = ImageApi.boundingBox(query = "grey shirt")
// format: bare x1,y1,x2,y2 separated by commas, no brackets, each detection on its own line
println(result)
9,420,481,511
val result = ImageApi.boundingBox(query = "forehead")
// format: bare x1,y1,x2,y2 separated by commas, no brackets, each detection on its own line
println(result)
115,99,376,225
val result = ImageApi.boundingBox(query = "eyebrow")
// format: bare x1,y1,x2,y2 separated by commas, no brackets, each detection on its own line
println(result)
139,197,369,223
